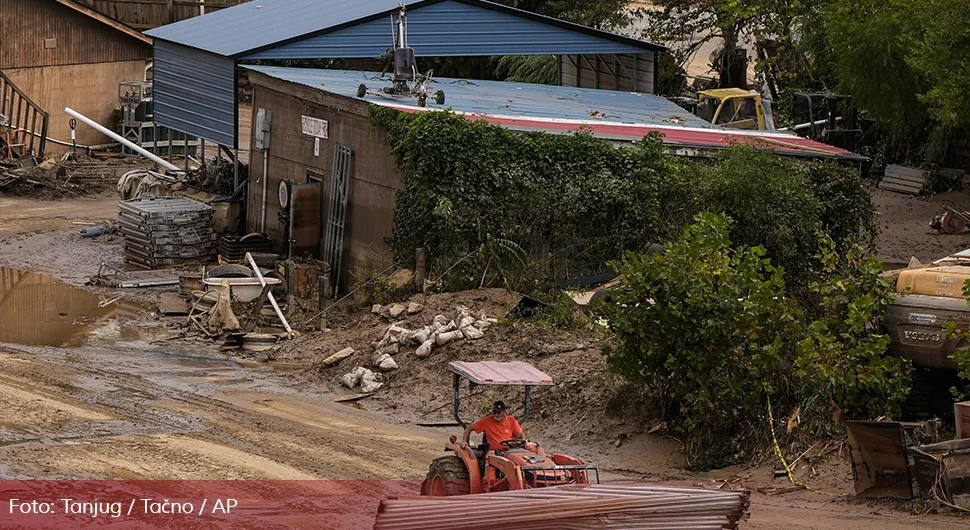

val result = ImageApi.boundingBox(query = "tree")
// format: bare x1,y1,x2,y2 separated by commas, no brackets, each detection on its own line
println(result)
800,0,970,164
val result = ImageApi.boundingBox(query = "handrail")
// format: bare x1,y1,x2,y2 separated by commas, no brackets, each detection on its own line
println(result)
0,69,49,159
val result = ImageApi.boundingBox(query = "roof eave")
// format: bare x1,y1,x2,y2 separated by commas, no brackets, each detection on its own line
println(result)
53,0,152,45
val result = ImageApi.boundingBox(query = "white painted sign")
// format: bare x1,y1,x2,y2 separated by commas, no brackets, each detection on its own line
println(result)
301,115,329,139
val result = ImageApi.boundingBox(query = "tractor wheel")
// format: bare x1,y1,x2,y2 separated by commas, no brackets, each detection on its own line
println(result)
421,455,470,497
356,84,367,98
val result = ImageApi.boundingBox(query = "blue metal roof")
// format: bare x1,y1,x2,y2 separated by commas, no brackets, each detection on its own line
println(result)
243,65,713,129
146,0,665,59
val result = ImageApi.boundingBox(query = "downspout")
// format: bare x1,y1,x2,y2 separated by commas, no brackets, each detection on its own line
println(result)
260,149,268,232
65,107,181,173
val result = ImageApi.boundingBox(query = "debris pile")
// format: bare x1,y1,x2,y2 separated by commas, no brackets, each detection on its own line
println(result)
1,156,138,198
374,483,751,530
337,305,498,394
118,196,216,270
372,305,497,360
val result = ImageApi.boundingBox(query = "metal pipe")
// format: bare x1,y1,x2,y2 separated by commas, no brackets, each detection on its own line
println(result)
64,107,181,172
260,149,269,232
245,252,292,334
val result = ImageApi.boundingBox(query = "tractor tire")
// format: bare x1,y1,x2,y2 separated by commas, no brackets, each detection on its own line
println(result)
421,455,470,497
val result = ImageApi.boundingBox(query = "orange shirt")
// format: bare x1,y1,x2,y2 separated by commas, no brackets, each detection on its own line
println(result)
471,415,523,452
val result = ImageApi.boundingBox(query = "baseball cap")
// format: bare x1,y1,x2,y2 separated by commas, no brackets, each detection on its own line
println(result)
492,401,508,413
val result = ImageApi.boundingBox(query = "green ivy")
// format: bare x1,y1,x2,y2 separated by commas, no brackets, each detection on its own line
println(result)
370,106,875,296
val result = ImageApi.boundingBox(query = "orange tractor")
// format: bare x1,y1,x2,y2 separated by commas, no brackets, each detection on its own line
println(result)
420,361,599,496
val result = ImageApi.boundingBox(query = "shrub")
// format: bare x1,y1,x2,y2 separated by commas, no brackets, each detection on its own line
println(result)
597,213,909,467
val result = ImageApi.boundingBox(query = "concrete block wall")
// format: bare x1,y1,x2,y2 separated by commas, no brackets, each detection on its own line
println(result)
4,60,147,155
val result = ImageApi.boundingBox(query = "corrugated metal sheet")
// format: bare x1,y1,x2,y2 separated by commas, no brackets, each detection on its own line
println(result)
246,65,714,127
245,65,865,160
448,361,554,386
375,482,751,530
246,1,649,59
0,0,152,69
147,0,663,58
153,40,236,146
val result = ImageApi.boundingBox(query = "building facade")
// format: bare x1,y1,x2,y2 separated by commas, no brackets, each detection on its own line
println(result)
0,0,153,153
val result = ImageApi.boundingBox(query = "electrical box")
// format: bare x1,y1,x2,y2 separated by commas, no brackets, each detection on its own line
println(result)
255,108,273,150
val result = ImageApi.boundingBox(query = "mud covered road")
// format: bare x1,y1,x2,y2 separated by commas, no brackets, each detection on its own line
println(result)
0,341,440,481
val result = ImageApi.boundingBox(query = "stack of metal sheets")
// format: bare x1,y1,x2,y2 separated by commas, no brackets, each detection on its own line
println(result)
119,196,216,270
374,483,751,530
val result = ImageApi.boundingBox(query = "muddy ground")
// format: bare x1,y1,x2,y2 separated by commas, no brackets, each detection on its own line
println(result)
1,186,970,528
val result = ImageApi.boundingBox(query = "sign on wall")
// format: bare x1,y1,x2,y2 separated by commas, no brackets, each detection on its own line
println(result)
301,116,329,139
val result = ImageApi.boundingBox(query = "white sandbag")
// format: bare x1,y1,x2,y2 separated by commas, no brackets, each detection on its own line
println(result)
375,343,400,356
458,315,476,329
462,326,485,340
378,355,399,371
473,319,491,330
436,329,465,346
360,369,383,393
410,328,431,345
432,315,450,329
415,338,436,358
341,366,367,388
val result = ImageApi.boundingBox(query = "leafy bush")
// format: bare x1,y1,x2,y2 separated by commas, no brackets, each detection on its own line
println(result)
597,213,909,467
796,235,910,419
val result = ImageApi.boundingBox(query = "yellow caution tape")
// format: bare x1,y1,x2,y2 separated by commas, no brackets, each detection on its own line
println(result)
765,392,848,498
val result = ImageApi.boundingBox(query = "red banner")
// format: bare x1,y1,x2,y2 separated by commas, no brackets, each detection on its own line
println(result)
0,481,421,529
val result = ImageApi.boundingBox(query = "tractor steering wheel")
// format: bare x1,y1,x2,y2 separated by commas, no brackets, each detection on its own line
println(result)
500,439,528,450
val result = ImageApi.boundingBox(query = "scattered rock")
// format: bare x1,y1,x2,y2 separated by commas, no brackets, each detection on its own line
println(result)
371,304,382,314
387,303,407,318
322,347,355,367
388,269,414,289
407,302,424,315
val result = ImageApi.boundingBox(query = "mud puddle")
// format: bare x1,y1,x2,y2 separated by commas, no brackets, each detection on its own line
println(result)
0,266,148,348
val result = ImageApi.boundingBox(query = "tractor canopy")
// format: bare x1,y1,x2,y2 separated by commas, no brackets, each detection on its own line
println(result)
447,361,554,427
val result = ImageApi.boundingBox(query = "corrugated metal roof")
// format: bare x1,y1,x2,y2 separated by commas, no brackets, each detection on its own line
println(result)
146,0,664,58
245,65,713,128
448,361,554,385
244,65,865,160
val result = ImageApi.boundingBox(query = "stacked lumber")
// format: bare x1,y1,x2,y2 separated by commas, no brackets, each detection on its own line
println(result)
878,165,930,195
374,483,751,530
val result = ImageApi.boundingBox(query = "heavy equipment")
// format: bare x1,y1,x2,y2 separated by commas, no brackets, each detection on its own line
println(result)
420,361,599,496
673,88,775,131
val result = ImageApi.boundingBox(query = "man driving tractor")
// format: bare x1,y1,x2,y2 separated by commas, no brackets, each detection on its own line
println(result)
460,401,524,453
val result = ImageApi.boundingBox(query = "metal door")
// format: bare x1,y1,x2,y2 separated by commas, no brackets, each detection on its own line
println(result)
289,182,322,259
323,144,354,295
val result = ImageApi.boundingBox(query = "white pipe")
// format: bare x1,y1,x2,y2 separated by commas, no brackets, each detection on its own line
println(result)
64,107,182,173
246,252,292,335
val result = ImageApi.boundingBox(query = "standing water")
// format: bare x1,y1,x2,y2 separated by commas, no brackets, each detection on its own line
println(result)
0,266,145,347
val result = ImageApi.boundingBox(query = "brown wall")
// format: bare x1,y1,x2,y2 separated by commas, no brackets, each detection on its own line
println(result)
5,60,149,152
246,72,405,291
0,0,152,69
74,0,248,30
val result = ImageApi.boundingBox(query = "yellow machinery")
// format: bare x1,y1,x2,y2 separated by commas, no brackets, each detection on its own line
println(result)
695,88,774,131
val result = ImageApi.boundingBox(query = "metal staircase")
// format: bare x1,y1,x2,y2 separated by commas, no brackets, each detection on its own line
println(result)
0,69,49,160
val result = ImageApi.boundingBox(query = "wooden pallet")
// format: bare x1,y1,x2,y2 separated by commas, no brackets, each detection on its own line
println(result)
878,165,930,195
